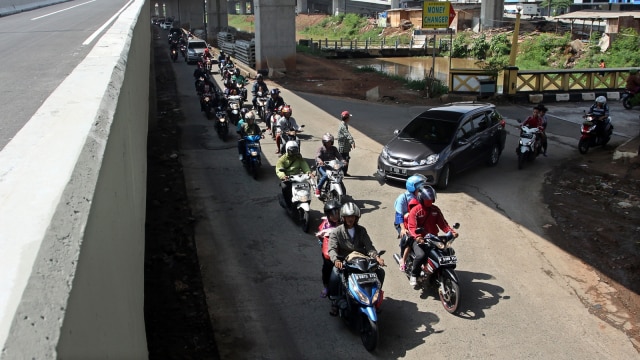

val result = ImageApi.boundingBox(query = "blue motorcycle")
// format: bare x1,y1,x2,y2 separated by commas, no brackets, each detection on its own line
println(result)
241,132,265,179
335,250,385,352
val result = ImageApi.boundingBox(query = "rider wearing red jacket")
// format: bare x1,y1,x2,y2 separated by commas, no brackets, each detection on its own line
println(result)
406,185,457,286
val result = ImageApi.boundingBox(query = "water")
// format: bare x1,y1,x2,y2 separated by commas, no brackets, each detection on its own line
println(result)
336,57,482,83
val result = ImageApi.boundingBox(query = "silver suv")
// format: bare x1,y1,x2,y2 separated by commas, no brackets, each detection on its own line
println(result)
186,39,208,64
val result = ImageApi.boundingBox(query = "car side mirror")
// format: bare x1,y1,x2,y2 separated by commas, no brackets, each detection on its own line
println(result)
393,129,400,136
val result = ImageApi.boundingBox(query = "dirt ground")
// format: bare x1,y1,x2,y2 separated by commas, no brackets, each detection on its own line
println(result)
144,25,640,358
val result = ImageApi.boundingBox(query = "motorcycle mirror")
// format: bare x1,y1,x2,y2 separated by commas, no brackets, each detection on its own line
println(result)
453,223,460,229
300,124,305,128
377,250,386,256
415,227,425,235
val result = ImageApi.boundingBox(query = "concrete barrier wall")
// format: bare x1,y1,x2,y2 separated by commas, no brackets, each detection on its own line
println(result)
0,0,71,16
0,0,150,358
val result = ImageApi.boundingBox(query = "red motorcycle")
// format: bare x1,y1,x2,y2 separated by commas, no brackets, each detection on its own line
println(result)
578,112,613,154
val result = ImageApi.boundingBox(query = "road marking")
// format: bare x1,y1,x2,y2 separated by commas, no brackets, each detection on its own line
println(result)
82,0,135,46
30,0,97,20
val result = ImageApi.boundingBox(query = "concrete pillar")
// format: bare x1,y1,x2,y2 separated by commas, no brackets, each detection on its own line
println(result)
205,0,228,43
390,0,399,9
480,0,503,30
255,0,296,73
239,0,246,14
228,1,236,14
332,0,345,15
296,0,307,15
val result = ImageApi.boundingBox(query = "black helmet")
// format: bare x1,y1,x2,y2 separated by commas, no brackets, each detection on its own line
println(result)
270,88,280,96
324,199,341,217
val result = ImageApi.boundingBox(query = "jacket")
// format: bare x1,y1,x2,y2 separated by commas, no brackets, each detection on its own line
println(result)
407,202,453,238
337,121,354,153
328,224,378,263
315,145,343,164
275,154,311,180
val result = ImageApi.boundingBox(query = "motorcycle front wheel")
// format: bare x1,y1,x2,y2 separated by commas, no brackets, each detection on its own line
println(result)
299,209,309,233
360,316,378,352
249,159,259,180
623,97,633,110
517,153,525,170
578,138,590,154
438,272,460,314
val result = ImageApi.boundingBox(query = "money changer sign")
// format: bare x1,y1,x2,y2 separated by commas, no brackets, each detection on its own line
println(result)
422,2,456,29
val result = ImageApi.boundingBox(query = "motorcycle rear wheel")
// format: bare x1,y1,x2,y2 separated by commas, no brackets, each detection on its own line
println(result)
578,138,590,154
360,316,378,352
438,272,460,314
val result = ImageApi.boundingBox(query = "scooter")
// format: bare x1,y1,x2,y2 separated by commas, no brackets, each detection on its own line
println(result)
334,250,385,352
277,172,313,232
393,224,461,314
255,91,268,121
516,125,542,170
578,112,613,154
279,126,304,155
621,90,640,110
201,92,216,120
315,159,347,204
241,131,266,179
170,47,178,62
214,106,229,141
237,81,248,103
227,95,243,125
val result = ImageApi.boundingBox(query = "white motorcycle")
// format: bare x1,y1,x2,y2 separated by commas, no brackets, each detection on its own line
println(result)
255,91,268,122
516,125,542,170
278,172,313,232
226,95,243,125
316,159,347,204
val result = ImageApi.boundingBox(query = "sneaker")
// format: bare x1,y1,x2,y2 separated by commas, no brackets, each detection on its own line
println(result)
315,189,321,197
409,276,417,286
399,264,406,272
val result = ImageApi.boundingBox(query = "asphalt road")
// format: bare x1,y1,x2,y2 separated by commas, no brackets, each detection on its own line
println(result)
165,39,639,358
0,0,133,150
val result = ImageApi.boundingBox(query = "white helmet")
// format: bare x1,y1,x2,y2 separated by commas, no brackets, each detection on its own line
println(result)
245,111,255,121
596,96,607,104
340,202,361,218
285,141,299,156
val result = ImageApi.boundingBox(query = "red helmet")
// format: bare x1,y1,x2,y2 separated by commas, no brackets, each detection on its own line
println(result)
281,105,292,116
204,48,209,54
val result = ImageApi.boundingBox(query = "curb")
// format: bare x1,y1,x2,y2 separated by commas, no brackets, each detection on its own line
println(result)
524,91,624,104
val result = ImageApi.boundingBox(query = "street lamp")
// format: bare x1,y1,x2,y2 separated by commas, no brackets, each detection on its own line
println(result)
509,6,522,66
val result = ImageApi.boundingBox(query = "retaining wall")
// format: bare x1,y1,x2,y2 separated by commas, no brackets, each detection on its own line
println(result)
0,0,150,358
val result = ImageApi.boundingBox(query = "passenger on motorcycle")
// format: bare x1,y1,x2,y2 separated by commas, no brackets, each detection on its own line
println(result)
266,88,285,135
626,69,640,94
314,133,344,197
327,202,386,316
522,106,547,156
276,105,301,155
217,50,225,64
276,141,313,207
237,111,263,161
251,73,269,109
316,199,342,298
393,174,428,271
406,186,457,286
588,96,611,139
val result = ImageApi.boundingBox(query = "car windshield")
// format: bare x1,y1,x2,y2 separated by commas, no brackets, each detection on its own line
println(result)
398,115,459,145
189,42,206,49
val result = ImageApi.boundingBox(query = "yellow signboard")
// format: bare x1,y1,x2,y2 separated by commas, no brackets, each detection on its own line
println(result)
422,2,456,29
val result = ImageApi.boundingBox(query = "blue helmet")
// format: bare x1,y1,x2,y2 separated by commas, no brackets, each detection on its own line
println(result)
406,174,427,193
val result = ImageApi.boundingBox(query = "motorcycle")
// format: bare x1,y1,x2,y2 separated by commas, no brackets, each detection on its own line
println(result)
170,47,178,62
277,172,313,232
241,131,266,179
278,126,304,155
237,81,248,103
201,92,216,120
255,91,268,121
226,95,243,125
214,106,229,141
621,90,640,110
516,125,542,170
578,112,613,154
269,113,280,139
393,223,461,314
180,44,187,59
315,159,347,203
333,250,385,352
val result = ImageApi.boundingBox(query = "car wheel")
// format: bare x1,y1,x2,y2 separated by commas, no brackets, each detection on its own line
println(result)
487,144,501,166
437,164,450,190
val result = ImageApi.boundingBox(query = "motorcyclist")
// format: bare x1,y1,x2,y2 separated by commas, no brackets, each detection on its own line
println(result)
276,141,313,207
237,111,263,161
522,106,547,156
393,174,428,271
625,69,640,95
316,199,342,298
327,202,385,316
198,78,220,112
406,186,457,287
251,73,269,110
201,48,214,64
588,96,610,139
276,105,301,155
231,68,247,87
314,133,344,197
169,38,179,59
266,88,285,136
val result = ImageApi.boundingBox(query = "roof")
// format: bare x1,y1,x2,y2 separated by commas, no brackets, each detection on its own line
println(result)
554,10,640,20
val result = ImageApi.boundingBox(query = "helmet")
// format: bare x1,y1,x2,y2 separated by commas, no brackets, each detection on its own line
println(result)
322,133,334,144
324,199,341,217
285,141,299,156
596,96,606,104
281,105,292,116
256,73,263,80
245,111,255,121
240,108,249,116
417,185,436,207
340,202,361,219
234,68,240,75
406,174,427,193
341,111,351,120
204,48,209,54
270,88,280,96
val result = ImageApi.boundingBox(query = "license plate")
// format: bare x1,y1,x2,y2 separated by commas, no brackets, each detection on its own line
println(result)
354,273,378,284
389,167,407,175
439,255,457,265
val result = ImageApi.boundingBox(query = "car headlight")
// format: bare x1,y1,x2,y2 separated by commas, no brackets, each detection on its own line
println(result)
381,147,389,160
424,154,439,165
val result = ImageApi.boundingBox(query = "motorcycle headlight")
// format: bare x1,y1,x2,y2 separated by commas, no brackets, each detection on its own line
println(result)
348,277,372,305
432,240,445,249
232,110,238,114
